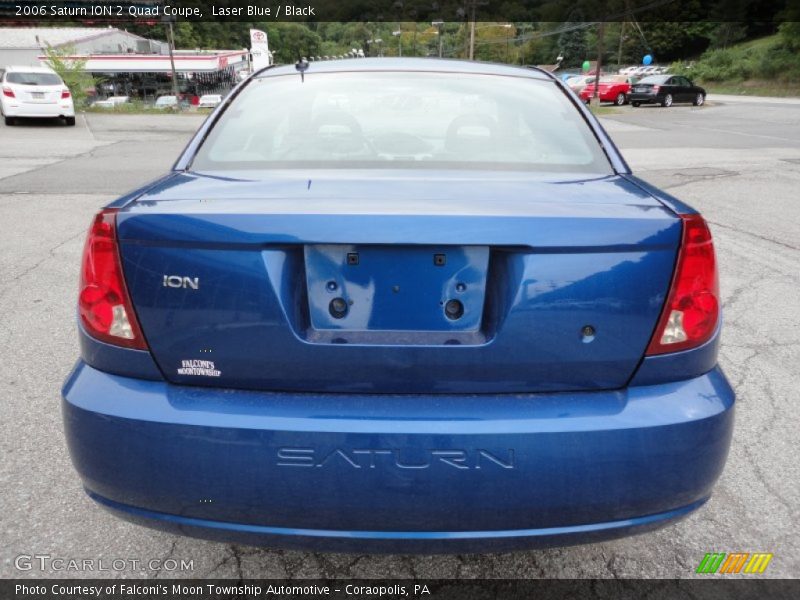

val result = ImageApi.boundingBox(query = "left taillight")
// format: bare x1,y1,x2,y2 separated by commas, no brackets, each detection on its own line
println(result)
646,213,719,355
61,89,71,99
79,208,148,350
2,86,14,98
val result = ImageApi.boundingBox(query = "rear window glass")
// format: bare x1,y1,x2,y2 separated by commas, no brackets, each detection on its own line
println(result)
7,72,62,86
191,72,612,176
638,75,669,84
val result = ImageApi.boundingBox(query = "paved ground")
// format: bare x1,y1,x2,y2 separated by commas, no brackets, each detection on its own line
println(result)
1,100,798,579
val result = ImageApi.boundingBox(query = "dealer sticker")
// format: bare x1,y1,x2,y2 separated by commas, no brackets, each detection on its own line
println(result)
177,360,221,377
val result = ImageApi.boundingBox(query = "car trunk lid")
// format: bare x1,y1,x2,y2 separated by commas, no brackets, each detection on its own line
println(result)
117,171,680,394
13,84,63,104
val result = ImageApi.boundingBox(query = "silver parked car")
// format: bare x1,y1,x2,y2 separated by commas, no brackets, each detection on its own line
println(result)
198,94,223,109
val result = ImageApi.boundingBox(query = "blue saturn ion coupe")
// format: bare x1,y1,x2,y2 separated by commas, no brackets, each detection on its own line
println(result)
62,59,733,553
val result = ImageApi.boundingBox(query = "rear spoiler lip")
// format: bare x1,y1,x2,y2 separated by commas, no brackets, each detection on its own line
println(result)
104,172,183,211
621,174,699,218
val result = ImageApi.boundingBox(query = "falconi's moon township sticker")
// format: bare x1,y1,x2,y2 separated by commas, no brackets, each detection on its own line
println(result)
177,360,221,377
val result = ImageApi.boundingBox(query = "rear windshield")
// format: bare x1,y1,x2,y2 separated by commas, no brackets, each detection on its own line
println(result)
638,75,669,84
191,72,612,176
6,72,62,86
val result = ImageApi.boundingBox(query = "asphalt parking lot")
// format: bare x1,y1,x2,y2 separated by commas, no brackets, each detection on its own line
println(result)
1,97,798,579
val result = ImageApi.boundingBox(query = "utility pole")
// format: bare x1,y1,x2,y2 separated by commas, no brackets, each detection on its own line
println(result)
432,21,444,58
166,22,180,109
393,30,402,57
592,20,606,107
466,0,488,61
619,0,637,71
468,8,476,60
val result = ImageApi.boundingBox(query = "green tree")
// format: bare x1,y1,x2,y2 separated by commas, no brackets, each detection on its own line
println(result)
269,23,322,62
172,22,200,49
42,44,96,107
472,23,518,63
779,2,800,51
558,23,589,67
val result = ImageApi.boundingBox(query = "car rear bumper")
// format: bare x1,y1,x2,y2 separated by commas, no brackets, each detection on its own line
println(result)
628,93,660,104
3,102,75,118
2,100,74,118
579,92,621,103
62,362,734,553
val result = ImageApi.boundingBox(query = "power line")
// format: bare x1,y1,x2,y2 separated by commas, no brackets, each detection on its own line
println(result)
445,0,675,50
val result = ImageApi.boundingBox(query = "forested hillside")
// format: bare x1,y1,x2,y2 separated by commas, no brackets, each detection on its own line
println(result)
126,19,792,68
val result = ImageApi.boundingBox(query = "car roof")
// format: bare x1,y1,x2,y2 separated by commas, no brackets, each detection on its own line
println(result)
4,65,58,73
255,58,553,81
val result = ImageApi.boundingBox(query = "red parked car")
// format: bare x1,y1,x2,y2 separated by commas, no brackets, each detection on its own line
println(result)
580,76,634,106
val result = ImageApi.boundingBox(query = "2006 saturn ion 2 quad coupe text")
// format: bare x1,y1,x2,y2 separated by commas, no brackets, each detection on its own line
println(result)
62,59,733,553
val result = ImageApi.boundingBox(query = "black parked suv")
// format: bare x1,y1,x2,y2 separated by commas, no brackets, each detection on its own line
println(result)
628,75,706,108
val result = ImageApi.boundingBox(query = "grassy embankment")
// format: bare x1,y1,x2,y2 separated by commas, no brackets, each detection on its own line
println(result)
672,35,800,97
588,105,622,116
84,101,211,114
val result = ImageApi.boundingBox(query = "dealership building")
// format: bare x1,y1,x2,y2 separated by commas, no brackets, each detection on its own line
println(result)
0,27,248,99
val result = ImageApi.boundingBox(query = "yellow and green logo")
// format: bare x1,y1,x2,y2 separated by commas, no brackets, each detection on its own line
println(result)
696,552,773,574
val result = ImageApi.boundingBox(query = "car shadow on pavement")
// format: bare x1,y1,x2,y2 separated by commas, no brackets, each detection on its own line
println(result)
5,117,72,127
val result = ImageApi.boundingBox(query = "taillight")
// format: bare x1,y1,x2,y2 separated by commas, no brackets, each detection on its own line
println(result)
2,86,14,98
61,89,71,99
653,85,661,93
646,214,719,355
79,209,147,350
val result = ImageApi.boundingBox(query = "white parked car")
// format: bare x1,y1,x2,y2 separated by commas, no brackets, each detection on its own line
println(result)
0,66,75,126
154,95,180,109
198,94,223,109
92,96,129,109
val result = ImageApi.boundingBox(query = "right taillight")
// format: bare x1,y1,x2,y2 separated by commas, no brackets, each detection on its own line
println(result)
646,213,719,355
79,208,148,350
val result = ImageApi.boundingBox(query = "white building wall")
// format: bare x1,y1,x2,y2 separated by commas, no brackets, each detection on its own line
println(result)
70,31,161,55
0,48,41,67
0,30,162,69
